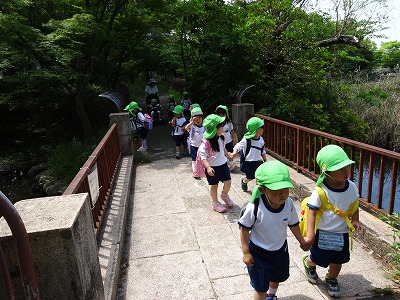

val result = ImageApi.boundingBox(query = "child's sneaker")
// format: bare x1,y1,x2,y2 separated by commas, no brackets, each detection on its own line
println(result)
325,275,341,297
175,152,180,159
212,201,227,213
220,193,234,208
302,255,318,284
241,176,248,191
137,147,147,152
193,172,200,179
266,294,277,300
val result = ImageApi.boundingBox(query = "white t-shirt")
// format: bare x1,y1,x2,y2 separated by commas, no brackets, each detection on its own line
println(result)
233,137,266,161
238,196,299,251
145,85,158,95
307,181,359,233
188,124,205,147
198,137,227,167
222,122,234,144
173,117,187,136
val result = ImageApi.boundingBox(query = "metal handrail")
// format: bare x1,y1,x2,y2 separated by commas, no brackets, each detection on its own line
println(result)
63,124,121,235
257,113,399,215
0,191,40,300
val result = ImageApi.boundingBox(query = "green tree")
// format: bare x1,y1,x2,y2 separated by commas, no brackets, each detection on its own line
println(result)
375,41,400,69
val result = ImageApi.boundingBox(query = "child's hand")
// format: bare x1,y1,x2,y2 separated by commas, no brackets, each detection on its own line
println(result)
206,166,215,176
243,253,254,267
352,221,366,235
227,152,234,159
300,237,312,251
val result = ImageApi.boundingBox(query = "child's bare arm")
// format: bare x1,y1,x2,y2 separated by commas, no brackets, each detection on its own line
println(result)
351,208,366,234
239,227,254,267
262,153,267,162
184,120,194,131
306,208,318,243
290,225,311,251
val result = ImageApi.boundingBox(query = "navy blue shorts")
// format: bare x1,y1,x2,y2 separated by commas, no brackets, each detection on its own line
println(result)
247,240,289,293
173,134,188,146
310,230,350,268
241,161,263,180
190,145,199,161
225,141,234,153
137,127,148,139
206,163,231,185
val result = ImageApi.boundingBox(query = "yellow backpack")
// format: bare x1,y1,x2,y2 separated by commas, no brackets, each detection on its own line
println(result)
299,186,359,237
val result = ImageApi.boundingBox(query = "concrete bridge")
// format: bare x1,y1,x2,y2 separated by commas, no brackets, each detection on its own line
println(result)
0,96,399,299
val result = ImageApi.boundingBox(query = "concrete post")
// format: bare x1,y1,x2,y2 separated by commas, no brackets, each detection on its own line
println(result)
231,103,254,140
0,194,105,300
109,112,133,155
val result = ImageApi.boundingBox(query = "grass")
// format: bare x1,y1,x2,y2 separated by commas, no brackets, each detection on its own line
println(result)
345,77,400,151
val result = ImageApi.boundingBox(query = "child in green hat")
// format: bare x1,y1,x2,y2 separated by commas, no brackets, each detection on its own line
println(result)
167,95,176,122
302,144,365,297
171,105,188,159
238,160,309,300
230,117,267,191
124,101,149,152
184,107,205,178
198,114,234,213
215,105,238,171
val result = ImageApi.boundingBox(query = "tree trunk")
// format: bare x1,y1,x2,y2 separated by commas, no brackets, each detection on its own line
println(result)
76,74,93,143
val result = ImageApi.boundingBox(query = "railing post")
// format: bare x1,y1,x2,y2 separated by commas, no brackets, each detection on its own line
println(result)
231,103,254,140
109,112,132,155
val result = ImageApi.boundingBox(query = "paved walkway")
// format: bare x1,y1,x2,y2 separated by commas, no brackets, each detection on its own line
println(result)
113,110,399,299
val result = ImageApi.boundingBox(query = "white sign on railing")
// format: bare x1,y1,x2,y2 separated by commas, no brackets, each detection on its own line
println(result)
88,164,99,206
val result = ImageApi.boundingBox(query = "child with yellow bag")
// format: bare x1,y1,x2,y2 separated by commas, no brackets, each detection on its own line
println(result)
302,144,366,297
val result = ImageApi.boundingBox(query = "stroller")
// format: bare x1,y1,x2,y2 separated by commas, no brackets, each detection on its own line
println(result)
149,98,163,125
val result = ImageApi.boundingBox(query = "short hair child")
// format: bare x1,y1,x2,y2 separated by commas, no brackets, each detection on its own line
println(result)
198,114,234,213
171,105,188,159
215,105,238,171
238,161,309,300
231,117,267,192
184,107,205,178
124,101,148,152
302,144,365,298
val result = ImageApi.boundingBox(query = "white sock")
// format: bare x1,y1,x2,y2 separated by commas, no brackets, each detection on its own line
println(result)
267,287,277,295
142,139,147,148
192,161,197,173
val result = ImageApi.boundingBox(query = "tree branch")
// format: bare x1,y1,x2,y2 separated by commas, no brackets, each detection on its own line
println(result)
315,35,364,48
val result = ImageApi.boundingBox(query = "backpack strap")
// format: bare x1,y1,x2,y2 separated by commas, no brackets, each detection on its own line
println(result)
316,186,357,233
244,138,263,158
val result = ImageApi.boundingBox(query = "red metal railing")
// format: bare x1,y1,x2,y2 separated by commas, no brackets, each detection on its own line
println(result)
63,124,121,235
0,191,41,300
257,114,400,215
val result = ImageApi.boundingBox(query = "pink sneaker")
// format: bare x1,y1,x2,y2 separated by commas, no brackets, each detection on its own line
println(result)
212,201,227,213
220,193,234,208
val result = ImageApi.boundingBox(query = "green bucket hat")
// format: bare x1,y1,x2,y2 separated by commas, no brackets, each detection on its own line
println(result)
191,103,200,109
244,117,264,139
203,114,225,139
124,101,141,113
168,94,175,99
316,144,355,186
250,161,294,202
173,105,184,114
183,91,190,96
191,107,203,117
215,105,228,115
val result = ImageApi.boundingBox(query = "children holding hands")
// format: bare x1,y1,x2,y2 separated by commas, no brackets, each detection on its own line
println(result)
238,161,310,300
230,117,267,192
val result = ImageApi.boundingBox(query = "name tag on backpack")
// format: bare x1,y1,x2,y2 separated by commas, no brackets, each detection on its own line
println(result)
318,231,344,251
